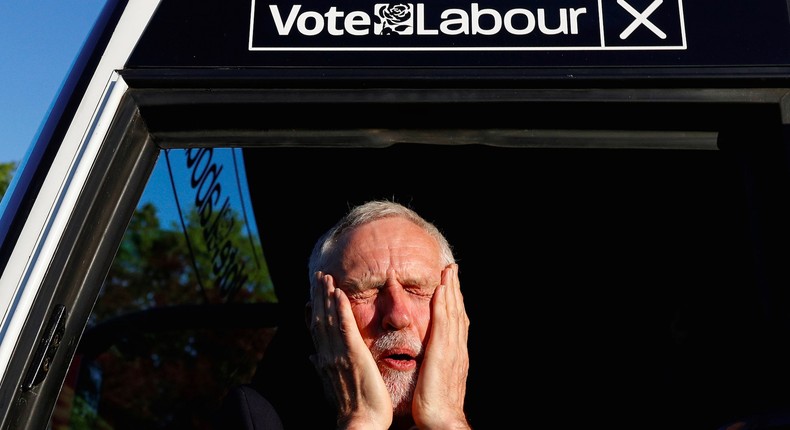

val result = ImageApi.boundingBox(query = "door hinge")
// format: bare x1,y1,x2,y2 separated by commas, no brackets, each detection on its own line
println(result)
21,304,67,391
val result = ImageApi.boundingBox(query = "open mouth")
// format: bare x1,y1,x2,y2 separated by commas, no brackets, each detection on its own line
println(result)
379,348,420,371
388,352,415,361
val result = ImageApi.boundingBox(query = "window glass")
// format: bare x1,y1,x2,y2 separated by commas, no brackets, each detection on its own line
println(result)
52,148,277,430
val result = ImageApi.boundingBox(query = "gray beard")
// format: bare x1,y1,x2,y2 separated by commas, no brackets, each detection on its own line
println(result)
371,331,424,416
381,365,418,416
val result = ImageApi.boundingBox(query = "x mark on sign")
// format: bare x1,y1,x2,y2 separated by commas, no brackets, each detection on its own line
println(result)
618,0,667,40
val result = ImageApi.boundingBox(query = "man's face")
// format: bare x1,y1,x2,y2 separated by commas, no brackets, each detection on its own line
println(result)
330,217,444,413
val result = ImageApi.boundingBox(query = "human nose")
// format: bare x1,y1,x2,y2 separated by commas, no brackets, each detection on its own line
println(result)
379,284,412,330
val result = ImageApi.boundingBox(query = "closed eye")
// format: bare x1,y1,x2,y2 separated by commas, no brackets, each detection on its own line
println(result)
404,285,435,298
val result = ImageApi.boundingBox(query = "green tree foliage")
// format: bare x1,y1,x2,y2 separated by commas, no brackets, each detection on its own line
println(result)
0,161,18,198
57,202,278,430
94,202,275,324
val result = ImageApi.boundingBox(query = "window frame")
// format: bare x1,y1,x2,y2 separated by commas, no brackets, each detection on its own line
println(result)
0,76,788,428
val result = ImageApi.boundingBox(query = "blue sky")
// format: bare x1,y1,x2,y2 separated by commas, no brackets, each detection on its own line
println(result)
0,0,106,165
0,2,259,237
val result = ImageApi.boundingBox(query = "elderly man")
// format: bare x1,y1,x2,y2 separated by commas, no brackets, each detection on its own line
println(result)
306,200,472,430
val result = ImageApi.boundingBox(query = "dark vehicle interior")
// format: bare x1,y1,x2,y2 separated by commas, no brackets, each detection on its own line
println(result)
29,83,786,430
244,139,790,429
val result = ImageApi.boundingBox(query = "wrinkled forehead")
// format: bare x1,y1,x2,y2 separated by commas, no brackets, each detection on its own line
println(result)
345,217,435,248
331,217,443,271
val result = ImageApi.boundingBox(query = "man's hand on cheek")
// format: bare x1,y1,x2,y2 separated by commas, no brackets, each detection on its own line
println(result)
309,272,393,430
412,264,472,430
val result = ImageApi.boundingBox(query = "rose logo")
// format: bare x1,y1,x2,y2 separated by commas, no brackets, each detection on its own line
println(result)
374,3,413,35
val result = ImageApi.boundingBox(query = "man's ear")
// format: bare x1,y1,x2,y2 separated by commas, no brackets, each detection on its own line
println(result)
304,301,313,330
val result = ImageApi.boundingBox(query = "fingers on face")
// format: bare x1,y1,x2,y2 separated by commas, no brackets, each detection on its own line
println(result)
333,287,360,341
439,264,469,344
311,272,326,323
312,273,359,359
311,272,339,352
441,264,466,315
